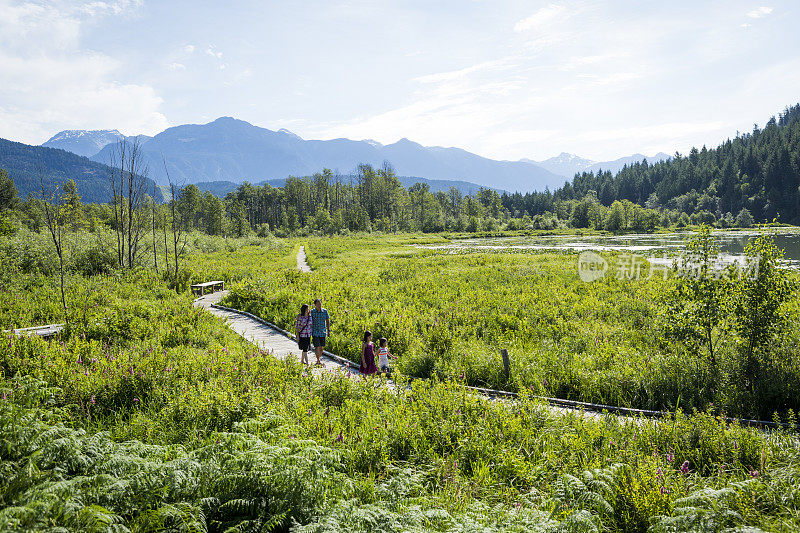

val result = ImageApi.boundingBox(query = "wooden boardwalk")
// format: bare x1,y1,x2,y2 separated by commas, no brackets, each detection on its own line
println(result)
194,291,355,373
296,246,312,272
190,264,738,427
5,323,65,338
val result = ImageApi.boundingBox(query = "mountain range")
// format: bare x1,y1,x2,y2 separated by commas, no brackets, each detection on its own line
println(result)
41,118,671,194
0,137,162,204
530,151,672,177
83,117,565,192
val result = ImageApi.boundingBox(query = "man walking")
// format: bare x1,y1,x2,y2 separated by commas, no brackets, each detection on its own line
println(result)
310,298,330,366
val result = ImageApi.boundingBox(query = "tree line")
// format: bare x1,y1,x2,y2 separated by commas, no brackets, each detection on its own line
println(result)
2,104,799,243
518,103,800,227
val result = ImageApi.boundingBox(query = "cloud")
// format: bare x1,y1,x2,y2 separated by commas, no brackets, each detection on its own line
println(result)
514,4,565,32
81,0,143,17
0,1,81,52
168,62,186,71
305,55,543,158
573,71,643,88
413,58,516,84
0,0,167,143
746,6,773,18
183,44,195,53
558,53,628,71
206,46,223,59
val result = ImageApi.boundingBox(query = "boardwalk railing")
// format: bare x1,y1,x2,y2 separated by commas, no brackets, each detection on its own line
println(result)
4,324,65,339
208,301,795,432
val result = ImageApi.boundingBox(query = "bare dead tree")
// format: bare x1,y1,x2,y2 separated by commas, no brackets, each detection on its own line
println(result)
163,155,187,285
107,138,149,269
106,140,125,268
38,165,68,322
163,211,169,277
152,180,159,273
125,138,149,269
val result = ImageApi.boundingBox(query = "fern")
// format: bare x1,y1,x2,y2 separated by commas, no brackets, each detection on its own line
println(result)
0,400,348,531
135,502,208,533
649,480,767,533
548,464,627,529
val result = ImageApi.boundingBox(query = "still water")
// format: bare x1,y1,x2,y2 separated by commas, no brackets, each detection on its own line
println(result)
420,229,800,269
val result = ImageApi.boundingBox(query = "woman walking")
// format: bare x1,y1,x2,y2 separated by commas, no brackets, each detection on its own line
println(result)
360,330,378,375
295,304,312,366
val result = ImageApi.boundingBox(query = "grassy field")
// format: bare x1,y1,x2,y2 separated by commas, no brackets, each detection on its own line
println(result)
224,234,800,420
1,230,799,531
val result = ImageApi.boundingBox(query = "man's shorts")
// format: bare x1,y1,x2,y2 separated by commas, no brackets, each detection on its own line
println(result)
313,335,326,348
298,337,311,351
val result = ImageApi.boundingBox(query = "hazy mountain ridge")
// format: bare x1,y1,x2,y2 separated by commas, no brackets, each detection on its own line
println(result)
526,152,597,178
527,151,672,178
583,152,671,175
84,117,563,193
40,119,674,195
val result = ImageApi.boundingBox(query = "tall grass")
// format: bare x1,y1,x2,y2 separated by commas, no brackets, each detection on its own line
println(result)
1,231,799,530
226,235,800,418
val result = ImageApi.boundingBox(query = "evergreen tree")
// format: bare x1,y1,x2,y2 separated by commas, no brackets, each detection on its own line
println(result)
61,179,84,229
0,168,18,210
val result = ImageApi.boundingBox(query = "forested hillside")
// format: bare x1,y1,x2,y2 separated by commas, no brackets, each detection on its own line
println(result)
560,104,800,224
0,138,162,203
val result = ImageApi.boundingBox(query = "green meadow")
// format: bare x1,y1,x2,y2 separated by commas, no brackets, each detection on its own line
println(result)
1,230,799,531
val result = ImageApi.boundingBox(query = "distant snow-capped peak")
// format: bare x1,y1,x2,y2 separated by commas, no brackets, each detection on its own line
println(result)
277,128,303,140
41,129,127,158
48,129,123,141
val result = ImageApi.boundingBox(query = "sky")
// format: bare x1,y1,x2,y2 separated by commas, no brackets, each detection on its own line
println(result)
0,0,798,162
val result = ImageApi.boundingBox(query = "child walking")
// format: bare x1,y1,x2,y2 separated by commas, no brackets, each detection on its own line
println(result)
377,337,392,375
360,331,378,375
295,304,312,366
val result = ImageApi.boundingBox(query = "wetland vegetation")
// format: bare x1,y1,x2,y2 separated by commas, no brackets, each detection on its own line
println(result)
1,224,799,531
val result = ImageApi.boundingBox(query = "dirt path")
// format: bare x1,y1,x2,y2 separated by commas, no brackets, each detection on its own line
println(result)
296,246,311,273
